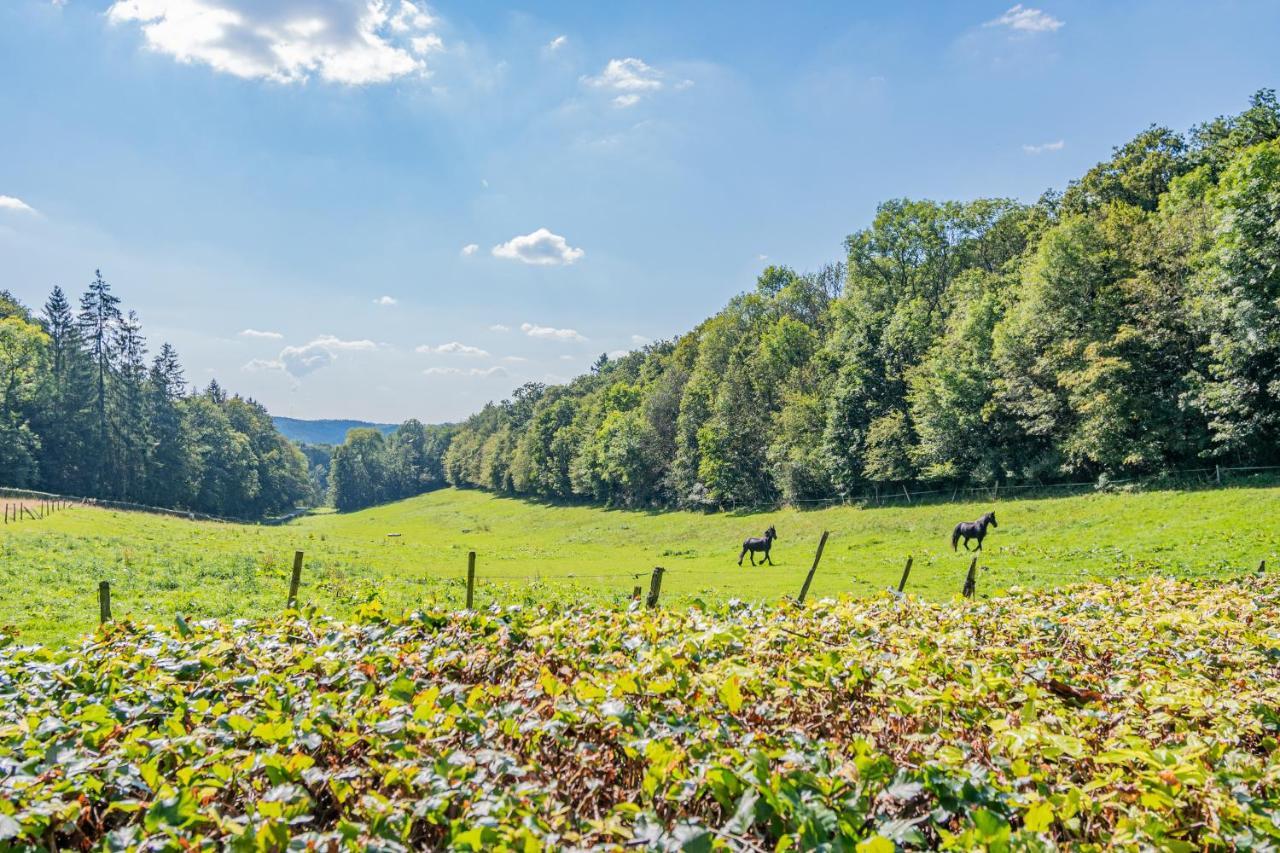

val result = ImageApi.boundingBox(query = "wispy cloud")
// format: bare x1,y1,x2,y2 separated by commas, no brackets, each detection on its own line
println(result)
416,341,489,356
546,34,567,51
581,57,684,108
461,243,479,256
0,195,36,215
1023,139,1065,154
244,334,377,379
373,295,398,305
985,4,1063,33
522,322,586,342
631,334,651,346
424,366,507,377
489,324,510,332
105,0,444,85
492,228,584,266
239,328,284,340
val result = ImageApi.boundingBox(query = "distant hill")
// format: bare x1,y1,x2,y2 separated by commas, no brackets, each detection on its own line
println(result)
272,417,397,446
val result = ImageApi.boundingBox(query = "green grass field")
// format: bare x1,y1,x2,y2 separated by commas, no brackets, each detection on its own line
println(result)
2,483,1278,645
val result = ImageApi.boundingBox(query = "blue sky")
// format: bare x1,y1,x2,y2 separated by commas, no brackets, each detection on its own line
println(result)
2,1,1278,423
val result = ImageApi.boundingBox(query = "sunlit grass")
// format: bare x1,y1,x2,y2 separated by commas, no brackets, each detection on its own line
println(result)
2,482,1277,645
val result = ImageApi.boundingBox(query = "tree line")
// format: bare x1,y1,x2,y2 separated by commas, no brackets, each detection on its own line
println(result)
407,90,1280,511
0,274,311,517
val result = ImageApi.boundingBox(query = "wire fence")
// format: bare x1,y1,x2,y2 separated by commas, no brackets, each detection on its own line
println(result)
714,464,1280,513
0,486,309,526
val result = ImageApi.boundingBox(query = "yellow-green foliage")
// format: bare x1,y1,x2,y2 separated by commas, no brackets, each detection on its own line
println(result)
1,573,1278,849
2,484,1278,646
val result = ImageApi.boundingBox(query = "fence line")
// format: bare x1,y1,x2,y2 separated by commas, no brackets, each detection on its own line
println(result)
715,464,1280,514
0,486,309,526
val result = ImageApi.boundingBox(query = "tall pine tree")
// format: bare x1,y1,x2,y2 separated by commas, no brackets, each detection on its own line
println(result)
77,271,121,493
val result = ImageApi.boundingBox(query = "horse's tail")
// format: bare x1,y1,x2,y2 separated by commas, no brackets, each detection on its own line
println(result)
951,525,960,551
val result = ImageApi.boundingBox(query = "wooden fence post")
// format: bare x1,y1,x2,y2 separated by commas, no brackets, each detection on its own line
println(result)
962,557,978,599
287,551,304,609
797,531,830,604
1259,559,1267,573
465,551,476,610
897,556,913,593
98,581,112,624
646,567,665,609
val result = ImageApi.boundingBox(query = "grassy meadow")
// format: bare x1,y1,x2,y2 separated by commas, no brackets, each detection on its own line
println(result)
2,483,1278,645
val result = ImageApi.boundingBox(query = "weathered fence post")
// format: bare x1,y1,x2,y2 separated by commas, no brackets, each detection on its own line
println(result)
1259,559,1267,573
465,551,476,610
962,557,978,599
796,531,830,604
1216,464,1221,484
897,556,913,593
646,567,665,609
98,581,112,624
287,551,304,609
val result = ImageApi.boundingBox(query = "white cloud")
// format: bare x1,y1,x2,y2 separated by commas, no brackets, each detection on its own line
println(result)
489,323,510,332
521,322,586,342
492,228,584,266
373,295,398,305
245,334,376,378
243,358,284,372
582,57,665,107
502,355,527,362
0,195,36,215
547,34,567,51
239,328,284,339
630,334,651,346
424,366,507,377
984,4,1063,33
608,349,628,359
105,0,444,85
757,253,769,261
416,341,488,356
1023,139,1065,154
461,242,479,256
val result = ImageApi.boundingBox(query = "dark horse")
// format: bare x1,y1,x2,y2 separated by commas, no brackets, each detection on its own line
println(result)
952,512,997,551
739,526,777,566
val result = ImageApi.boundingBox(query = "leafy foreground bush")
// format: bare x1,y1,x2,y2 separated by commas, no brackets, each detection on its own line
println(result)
2,576,1279,851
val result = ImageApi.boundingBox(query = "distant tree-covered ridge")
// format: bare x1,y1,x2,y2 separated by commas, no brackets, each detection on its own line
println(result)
272,417,397,446
430,90,1280,509
0,275,312,518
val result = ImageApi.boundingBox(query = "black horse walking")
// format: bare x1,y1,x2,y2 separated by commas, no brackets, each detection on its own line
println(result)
739,526,778,566
951,512,997,552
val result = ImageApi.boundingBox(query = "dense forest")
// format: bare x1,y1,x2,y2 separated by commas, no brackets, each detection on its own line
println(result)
0,275,311,517
339,91,1279,512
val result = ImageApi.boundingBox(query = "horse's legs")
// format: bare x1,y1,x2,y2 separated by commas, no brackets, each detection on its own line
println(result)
738,548,745,566
765,550,773,565
962,538,972,551
750,551,757,566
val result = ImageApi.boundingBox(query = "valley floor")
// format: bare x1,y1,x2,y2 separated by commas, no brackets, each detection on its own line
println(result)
2,483,1278,645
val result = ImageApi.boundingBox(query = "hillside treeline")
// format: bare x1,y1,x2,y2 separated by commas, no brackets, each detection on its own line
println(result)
0,275,311,517
326,422,454,511
427,91,1280,509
